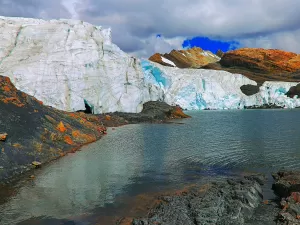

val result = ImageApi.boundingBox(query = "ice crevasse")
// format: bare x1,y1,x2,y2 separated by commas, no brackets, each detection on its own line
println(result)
142,60,300,110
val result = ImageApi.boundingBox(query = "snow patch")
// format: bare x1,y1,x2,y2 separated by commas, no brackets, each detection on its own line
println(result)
161,56,176,67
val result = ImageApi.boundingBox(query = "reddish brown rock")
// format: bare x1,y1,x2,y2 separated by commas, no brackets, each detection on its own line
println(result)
203,48,300,84
149,47,220,68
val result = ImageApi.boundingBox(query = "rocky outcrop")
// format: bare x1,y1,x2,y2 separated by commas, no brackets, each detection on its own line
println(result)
130,175,264,225
272,170,300,198
0,16,163,114
103,101,190,125
203,48,300,84
286,83,300,98
272,170,300,224
240,84,260,96
0,75,107,183
148,47,220,68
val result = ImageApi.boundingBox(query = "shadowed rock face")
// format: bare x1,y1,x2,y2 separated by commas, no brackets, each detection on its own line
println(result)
149,47,220,68
0,75,107,184
203,48,300,84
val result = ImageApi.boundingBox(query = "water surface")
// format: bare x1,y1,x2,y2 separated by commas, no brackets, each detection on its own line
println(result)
1,109,300,224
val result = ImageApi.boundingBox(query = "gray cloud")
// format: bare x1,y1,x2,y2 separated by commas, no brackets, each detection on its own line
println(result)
0,0,71,19
1,0,300,56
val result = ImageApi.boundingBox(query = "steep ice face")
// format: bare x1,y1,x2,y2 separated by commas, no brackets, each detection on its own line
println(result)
142,60,300,110
142,60,255,110
0,17,163,113
247,82,300,108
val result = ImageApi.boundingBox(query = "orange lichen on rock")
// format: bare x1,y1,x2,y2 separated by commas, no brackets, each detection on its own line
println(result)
2,97,25,107
105,115,111,121
57,121,67,133
221,48,300,73
64,135,74,145
171,106,191,118
2,85,10,92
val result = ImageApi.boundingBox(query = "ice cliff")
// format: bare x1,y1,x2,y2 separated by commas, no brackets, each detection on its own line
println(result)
0,17,163,113
142,60,300,110
0,16,299,112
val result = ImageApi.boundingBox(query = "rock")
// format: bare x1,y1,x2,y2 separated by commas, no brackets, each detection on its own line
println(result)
272,170,300,198
148,47,220,68
132,176,265,225
240,84,260,96
32,161,42,167
278,192,300,224
203,48,300,83
0,75,106,184
0,133,7,141
106,101,190,125
0,16,163,114
286,83,300,98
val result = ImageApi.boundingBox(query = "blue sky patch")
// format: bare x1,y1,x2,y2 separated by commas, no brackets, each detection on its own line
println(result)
182,37,240,53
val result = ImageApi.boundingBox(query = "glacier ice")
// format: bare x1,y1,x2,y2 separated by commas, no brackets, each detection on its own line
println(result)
0,16,300,113
0,16,164,113
142,60,300,110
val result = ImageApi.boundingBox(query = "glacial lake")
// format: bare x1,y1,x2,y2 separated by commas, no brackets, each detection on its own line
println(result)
1,109,300,225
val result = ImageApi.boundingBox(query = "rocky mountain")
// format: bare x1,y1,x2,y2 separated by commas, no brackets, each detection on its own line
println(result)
203,48,300,84
148,47,220,68
0,16,163,114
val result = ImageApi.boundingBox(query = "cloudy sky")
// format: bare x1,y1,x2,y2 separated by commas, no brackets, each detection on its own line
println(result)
0,0,300,57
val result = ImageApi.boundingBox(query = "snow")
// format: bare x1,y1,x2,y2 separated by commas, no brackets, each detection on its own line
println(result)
161,56,176,67
0,16,163,113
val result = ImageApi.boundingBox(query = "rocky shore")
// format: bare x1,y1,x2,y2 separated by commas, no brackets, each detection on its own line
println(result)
0,76,190,184
113,171,300,225
130,175,265,225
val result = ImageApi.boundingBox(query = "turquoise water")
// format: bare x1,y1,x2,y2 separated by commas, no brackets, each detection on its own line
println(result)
1,109,300,224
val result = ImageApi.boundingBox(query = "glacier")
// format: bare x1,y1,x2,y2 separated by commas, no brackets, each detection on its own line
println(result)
0,16,300,113
0,16,163,113
142,60,300,110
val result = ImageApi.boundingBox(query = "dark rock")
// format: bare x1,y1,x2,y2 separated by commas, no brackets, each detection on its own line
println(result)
272,170,300,198
240,84,260,96
132,176,265,225
286,83,300,98
244,104,283,109
105,101,190,125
